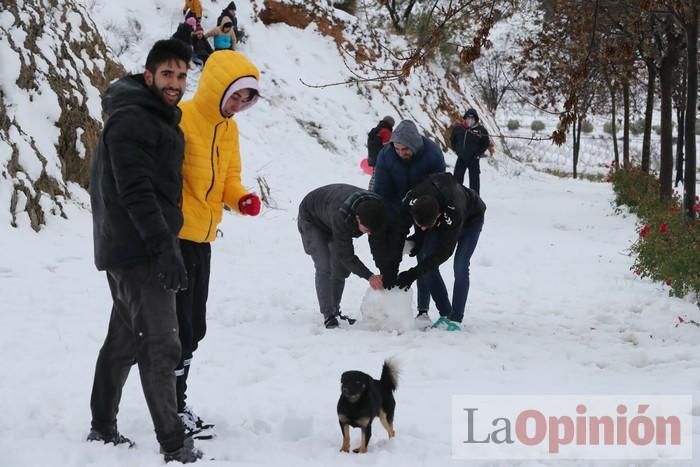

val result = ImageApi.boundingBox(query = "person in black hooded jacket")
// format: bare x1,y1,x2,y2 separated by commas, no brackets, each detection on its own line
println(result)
387,173,486,332
87,39,203,464
450,108,490,194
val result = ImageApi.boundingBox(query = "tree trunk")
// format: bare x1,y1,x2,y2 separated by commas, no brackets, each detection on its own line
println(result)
683,3,698,219
658,27,678,201
642,61,656,173
572,118,580,179
622,78,630,167
609,79,620,167
384,1,403,31
675,107,684,187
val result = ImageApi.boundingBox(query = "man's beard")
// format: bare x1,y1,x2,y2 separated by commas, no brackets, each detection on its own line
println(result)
150,82,183,106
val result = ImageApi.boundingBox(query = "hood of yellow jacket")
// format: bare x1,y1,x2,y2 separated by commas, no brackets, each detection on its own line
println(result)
185,50,260,124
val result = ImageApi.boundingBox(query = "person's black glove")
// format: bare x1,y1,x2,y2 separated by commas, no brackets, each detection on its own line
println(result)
156,244,188,292
382,269,398,290
396,268,419,291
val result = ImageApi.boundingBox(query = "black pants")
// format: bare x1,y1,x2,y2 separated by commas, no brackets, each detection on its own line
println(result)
175,240,211,412
454,157,481,194
89,259,184,452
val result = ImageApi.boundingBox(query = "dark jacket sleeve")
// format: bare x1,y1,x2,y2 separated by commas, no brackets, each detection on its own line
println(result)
414,225,461,276
449,125,460,153
368,224,393,273
476,126,490,156
386,201,414,271
105,113,174,254
331,214,373,279
429,145,447,174
372,145,392,197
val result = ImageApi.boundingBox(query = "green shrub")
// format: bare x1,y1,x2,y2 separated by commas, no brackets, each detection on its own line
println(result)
609,166,700,302
603,121,615,135
333,0,357,14
695,119,700,135
581,119,594,133
530,120,545,132
653,124,661,135
630,118,645,136
507,119,520,131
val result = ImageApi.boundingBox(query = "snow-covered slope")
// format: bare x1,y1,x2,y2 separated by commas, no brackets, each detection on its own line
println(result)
0,0,122,230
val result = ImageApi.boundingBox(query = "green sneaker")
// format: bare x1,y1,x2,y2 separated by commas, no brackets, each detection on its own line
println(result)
445,320,462,331
431,316,450,329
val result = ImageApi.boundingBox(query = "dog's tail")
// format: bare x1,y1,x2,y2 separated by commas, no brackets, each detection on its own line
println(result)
380,359,399,392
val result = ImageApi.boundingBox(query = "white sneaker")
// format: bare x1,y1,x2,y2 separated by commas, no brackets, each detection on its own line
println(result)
183,405,214,430
178,412,199,437
415,312,432,330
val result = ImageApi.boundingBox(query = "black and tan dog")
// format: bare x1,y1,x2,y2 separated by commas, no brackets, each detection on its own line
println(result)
337,360,398,453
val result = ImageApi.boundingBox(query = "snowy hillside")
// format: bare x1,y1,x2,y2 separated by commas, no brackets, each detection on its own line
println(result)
0,0,122,230
1,0,700,466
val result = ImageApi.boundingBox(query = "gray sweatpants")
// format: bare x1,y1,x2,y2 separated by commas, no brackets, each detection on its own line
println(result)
298,217,351,319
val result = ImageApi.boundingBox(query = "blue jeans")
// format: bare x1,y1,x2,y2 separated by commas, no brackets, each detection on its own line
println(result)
416,221,483,322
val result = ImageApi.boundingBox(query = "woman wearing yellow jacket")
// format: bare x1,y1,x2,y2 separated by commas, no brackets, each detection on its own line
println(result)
182,0,202,22
175,50,261,436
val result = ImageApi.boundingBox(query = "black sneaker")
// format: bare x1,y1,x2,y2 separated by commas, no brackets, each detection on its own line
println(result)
86,428,135,448
162,437,203,463
338,314,357,325
324,315,339,329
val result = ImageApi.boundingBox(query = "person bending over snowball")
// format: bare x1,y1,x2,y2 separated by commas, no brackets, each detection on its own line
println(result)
386,173,486,332
298,185,388,329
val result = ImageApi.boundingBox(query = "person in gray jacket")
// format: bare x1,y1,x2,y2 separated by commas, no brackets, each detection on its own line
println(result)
298,185,387,329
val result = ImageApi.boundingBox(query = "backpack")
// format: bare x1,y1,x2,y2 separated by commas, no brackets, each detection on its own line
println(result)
366,126,383,166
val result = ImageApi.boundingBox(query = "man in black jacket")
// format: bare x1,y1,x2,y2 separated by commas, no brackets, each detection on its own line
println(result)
388,173,486,331
88,39,203,464
298,185,387,329
450,108,490,194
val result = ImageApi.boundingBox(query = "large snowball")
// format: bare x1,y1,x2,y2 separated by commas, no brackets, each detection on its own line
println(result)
358,288,415,333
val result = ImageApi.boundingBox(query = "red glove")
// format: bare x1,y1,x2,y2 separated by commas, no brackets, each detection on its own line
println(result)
238,193,261,216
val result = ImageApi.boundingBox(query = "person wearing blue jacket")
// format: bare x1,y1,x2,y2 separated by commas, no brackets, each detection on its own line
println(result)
371,120,445,326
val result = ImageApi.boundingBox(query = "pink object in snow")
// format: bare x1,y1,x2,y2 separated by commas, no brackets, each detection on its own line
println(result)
360,158,373,175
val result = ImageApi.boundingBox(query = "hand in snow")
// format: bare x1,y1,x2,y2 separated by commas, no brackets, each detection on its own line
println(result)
368,274,383,290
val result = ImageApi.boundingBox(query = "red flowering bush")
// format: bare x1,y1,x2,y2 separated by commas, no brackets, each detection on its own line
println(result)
610,166,700,302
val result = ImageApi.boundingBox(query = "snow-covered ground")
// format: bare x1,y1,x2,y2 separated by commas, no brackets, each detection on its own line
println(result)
3,160,700,467
2,0,700,466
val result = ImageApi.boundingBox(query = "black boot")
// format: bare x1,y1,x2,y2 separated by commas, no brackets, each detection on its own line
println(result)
87,427,135,448
324,315,339,329
162,437,203,463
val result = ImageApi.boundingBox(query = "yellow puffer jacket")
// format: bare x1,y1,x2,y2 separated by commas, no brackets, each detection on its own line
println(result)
178,51,260,243
182,0,202,18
